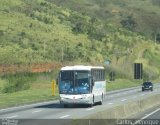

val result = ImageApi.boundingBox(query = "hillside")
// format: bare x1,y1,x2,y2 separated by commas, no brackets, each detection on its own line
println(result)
49,0,160,41
0,0,160,81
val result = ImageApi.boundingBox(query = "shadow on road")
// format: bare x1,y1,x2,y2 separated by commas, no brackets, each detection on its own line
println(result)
34,102,62,109
34,102,97,109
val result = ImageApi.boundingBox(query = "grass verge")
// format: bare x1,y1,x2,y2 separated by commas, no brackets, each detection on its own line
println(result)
0,83,59,108
106,79,142,91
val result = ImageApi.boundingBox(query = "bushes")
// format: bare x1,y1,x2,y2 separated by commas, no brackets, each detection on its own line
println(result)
120,16,136,31
2,73,36,93
1,70,59,93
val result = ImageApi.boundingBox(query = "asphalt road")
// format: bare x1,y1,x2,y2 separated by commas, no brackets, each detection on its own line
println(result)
133,106,160,119
0,83,160,125
129,105,160,125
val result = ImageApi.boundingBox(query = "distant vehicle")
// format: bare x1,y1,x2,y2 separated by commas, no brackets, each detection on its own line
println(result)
142,82,153,92
57,65,106,107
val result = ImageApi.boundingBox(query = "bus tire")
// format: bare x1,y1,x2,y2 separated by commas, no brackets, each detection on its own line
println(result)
89,96,94,107
99,94,103,105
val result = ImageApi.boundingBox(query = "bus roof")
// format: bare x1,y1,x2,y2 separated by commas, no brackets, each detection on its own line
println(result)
61,65,104,71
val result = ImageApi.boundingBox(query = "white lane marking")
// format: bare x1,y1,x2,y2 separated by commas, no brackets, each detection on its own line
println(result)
141,108,160,119
7,115,18,119
59,115,70,119
32,110,42,113
86,107,95,111
133,108,160,125
0,100,55,112
121,99,127,101
108,102,113,105
0,109,5,111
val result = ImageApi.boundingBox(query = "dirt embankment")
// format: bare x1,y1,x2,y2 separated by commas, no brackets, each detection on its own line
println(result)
0,63,62,74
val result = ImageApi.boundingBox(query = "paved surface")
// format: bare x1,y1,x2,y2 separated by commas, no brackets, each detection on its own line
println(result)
129,105,160,125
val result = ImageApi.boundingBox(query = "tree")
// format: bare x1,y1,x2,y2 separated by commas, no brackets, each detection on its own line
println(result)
72,22,87,33
120,16,136,31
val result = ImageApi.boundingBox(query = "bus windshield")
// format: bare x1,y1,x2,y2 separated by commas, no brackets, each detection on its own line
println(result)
59,70,90,94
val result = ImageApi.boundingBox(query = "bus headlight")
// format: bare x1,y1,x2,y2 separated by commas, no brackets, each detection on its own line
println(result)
82,94,90,99
60,97,67,100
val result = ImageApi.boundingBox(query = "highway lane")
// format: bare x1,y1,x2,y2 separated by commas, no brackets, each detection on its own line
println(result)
0,83,160,120
144,108,160,119
129,105,160,125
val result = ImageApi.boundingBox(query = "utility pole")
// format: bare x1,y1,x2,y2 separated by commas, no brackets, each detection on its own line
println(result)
61,47,63,62
154,33,157,46
43,41,46,57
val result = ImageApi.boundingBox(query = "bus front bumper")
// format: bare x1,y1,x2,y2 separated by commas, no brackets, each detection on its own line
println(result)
59,94,92,104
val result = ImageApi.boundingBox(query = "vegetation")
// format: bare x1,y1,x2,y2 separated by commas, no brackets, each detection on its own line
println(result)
50,0,160,41
1,0,160,65
0,83,59,108
106,79,141,91
0,71,59,108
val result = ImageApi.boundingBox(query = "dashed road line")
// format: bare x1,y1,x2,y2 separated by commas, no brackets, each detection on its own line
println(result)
86,108,95,111
32,110,42,114
7,115,18,119
108,102,113,105
59,115,70,119
0,101,55,112
141,94,145,96
121,99,127,101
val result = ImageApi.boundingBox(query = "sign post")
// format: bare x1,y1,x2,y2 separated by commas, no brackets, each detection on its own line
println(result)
134,63,143,79
52,80,56,96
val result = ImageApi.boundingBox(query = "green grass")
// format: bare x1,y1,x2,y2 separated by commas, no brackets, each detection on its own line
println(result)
106,79,142,91
0,83,59,108
0,79,6,92
0,72,59,108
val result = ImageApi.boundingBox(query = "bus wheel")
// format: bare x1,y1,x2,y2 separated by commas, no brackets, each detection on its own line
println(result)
100,94,103,105
98,94,103,105
89,96,94,107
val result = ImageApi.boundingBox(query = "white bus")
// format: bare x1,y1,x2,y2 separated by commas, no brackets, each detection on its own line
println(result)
57,65,106,107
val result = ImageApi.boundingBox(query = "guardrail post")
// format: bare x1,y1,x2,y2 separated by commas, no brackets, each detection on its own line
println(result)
52,80,56,96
